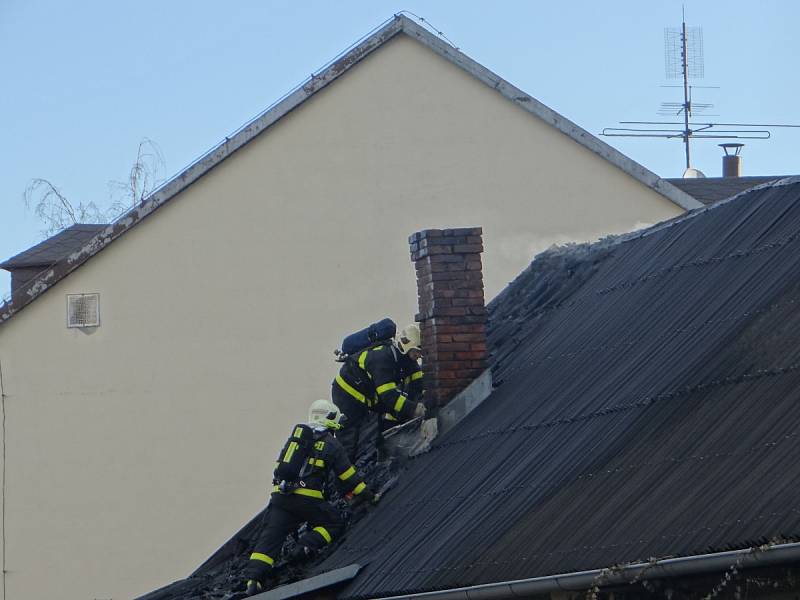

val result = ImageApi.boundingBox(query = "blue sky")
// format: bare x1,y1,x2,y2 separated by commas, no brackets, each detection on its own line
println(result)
1,1,797,300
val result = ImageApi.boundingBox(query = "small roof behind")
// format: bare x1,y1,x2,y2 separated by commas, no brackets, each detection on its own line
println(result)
665,176,788,205
0,224,107,270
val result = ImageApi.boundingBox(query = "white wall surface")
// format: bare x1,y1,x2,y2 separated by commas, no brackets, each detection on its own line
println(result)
0,34,682,600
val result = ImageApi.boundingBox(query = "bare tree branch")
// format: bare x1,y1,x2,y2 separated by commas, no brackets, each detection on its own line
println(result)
108,137,166,212
23,179,107,237
24,138,166,239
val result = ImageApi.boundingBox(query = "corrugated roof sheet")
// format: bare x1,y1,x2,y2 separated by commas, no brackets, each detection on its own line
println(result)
312,177,800,598
665,176,786,205
0,224,106,269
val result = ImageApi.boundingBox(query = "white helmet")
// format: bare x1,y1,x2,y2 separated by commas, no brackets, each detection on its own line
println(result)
308,399,343,430
396,323,422,354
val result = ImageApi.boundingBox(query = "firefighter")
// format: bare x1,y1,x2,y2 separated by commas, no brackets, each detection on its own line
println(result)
332,323,427,460
242,400,376,596
380,330,426,434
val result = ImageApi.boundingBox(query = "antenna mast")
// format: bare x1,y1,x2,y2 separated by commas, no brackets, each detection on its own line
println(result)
601,9,799,174
662,7,705,168
679,9,692,168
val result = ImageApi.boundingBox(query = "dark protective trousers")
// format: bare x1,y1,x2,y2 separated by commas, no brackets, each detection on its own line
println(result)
243,493,345,584
331,382,374,461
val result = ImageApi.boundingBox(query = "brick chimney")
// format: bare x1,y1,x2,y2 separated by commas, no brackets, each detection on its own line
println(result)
409,227,488,407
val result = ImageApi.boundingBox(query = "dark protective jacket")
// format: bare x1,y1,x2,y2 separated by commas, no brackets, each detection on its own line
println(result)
272,427,370,501
397,352,424,402
382,352,424,425
333,344,419,421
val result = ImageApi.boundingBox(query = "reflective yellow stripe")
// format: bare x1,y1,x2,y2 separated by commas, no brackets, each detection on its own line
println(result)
394,394,406,414
384,413,398,422
308,458,325,467
283,441,298,463
250,552,274,566
338,466,356,481
313,526,333,544
411,371,423,381
335,374,368,404
352,481,366,495
272,486,325,499
293,487,324,499
293,426,304,438
376,381,397,395
358,350,369,376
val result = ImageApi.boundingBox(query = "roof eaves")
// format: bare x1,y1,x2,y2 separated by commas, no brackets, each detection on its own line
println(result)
365,543,800,600
395,16,703,212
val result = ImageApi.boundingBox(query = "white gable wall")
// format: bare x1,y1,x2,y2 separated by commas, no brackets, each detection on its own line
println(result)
0,34,682,599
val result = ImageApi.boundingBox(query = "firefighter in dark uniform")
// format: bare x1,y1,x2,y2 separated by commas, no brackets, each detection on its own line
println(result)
332,324,427,460
242,400,376,596
380,341,426,433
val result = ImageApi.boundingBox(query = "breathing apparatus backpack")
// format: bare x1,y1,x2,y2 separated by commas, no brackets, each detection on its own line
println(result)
273,424,316,489
335,318,397,362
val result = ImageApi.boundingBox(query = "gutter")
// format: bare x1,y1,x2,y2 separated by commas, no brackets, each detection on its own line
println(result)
371,542,800,600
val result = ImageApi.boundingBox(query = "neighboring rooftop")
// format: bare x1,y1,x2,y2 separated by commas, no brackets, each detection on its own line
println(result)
665,175,787,205
0,224,107,270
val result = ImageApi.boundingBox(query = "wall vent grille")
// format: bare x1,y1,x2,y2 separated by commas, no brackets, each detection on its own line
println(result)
67,294,100,328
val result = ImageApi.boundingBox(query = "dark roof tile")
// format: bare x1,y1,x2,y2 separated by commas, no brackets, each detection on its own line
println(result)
664,176,789,205
312,177,800,598
0,224,107,270
138,178,800,600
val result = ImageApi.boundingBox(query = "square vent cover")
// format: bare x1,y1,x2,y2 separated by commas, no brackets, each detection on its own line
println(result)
67,294,100,328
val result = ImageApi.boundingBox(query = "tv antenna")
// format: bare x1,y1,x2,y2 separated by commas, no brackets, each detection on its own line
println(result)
601,8,799,171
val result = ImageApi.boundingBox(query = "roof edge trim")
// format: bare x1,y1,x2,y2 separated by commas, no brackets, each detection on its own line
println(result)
395,17,702,211
369,542,800,600
0,17,407,325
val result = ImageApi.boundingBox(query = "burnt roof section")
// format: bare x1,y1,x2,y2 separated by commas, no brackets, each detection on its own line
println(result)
310,177,800,598
0,224,107,270
0,14,700,326
665,176,788,205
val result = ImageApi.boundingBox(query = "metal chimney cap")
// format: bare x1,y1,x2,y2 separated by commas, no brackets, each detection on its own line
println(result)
719,143,744,156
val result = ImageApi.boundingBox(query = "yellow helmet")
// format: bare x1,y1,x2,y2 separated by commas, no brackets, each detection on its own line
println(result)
397,323,422,354
308,399,343,430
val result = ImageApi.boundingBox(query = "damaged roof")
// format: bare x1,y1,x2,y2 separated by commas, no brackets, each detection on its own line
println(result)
308,176,800,598
0,13,700,325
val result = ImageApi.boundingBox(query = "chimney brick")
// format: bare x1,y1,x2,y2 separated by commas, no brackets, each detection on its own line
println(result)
409,227,488,407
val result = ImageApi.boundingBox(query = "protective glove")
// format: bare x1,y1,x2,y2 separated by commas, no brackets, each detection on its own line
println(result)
413,402,427,418
347,487,376,507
